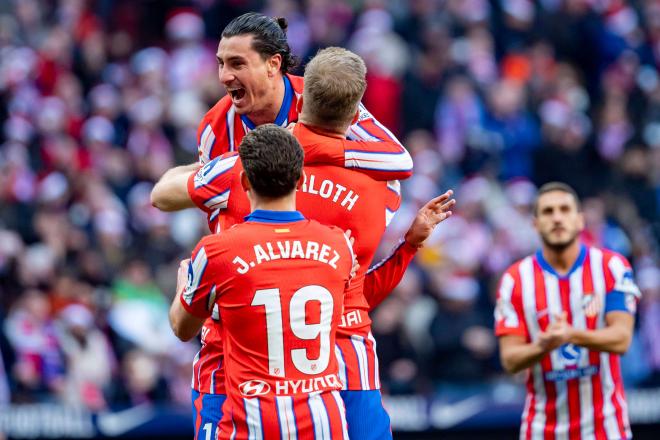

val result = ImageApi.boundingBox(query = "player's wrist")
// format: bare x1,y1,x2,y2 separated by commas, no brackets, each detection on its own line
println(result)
404,230,425,248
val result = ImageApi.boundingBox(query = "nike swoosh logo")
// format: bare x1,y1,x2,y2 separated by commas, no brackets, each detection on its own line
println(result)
430,396,485,429
97,404,155,436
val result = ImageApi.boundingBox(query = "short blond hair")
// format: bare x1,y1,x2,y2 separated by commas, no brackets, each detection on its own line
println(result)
302,47,367,130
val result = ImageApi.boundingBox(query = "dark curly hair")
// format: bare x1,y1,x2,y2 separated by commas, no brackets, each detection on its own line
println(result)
222,12,297,73
239,124,303,198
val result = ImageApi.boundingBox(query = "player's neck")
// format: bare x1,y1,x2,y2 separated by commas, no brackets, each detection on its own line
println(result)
298,117,347,139
247,75,286,126
541,240,581,275
249,192,297,213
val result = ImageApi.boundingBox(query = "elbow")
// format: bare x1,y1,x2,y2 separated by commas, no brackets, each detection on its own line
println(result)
169,314,194,342
150,186,174,212
612,334,633,355
500,354,522,375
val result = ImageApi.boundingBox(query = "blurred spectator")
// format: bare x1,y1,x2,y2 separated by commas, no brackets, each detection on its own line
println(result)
56,304,114,410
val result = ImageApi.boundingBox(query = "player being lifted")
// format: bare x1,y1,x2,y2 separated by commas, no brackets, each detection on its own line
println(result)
156,43,455,440
170,125,355,439
151,12,413,216
495,182,640,439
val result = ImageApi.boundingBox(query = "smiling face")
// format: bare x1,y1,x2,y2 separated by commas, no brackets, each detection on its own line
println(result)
216,34,281,116
534,190,584,251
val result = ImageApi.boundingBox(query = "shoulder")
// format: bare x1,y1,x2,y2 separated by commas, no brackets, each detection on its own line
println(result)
287,73,304,94
202,96,233,125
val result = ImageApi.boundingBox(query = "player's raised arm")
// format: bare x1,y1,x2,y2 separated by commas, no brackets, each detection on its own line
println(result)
151,163,199,211
363,191,455,309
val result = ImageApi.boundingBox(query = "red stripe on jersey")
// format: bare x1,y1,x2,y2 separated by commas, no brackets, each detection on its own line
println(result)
524,376,535,440
601,252,616,292
532,261,556,440
559,278,582,437
582,253,607,440
609,354,628,438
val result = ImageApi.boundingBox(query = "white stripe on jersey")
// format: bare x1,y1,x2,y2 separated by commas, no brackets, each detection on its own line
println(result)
184,249,208,305
498,272,519,328
276,396,297,440
244,398,263,440
519,257,546,438
347,125,381,142
344,151,413,172
204,190,230,211
308,393,331,440
331,391,349,440
335,346,348,390
367,332,381,389
195,155,239,189
199,124,215,165
227,106,236,151
191,350,200,388
385,207,396,227
351,335,370,390
387,180,401,196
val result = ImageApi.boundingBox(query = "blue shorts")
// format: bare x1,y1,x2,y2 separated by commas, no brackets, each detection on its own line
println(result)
340,389,392,440
191,390,226,440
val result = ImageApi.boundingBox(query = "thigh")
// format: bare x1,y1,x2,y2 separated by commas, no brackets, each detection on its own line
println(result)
192,390,226,440
340,389,392,440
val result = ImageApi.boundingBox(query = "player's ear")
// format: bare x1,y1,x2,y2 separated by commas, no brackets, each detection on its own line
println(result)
350,106,360,125
296,170,306,190
240,171,251,192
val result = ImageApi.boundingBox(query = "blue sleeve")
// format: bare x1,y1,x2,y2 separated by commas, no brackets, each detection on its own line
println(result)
604,290,631,314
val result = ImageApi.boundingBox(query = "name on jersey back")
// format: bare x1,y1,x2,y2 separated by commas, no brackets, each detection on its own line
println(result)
232,239,342,274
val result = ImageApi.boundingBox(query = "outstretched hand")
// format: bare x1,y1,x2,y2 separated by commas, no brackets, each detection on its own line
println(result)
404,190,456,248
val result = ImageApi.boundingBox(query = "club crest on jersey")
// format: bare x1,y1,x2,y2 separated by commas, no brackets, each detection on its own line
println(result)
239,380,271,397
581,292,602,317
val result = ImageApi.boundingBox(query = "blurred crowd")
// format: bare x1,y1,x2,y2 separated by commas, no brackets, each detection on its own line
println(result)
0,0,659,410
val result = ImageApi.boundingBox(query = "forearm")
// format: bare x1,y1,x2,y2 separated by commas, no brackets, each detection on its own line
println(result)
169,294,204,342
364,240,418,309
151,163,198,211
500,340,547,374
569,327,631,354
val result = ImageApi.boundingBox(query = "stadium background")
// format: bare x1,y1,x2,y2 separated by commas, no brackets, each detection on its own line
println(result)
0,0,659,438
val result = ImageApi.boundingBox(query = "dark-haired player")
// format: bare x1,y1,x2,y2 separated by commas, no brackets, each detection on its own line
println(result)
495,182,641,439
170,125,354,439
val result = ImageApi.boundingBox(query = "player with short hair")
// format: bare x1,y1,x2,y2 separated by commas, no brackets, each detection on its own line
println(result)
495,182,641,439
170,125,354,439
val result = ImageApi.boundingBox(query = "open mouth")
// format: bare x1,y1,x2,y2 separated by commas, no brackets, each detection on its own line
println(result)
227,87,246,102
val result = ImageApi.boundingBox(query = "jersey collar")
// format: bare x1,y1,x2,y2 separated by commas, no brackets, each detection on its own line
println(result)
240,75,293,130
245,209,305,224
535,243,587,279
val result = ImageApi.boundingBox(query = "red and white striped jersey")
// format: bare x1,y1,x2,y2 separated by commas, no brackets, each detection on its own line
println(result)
187,126,410,394
180,211,353,439
495,245,641,440
195,74,413,181
218,390,349,440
